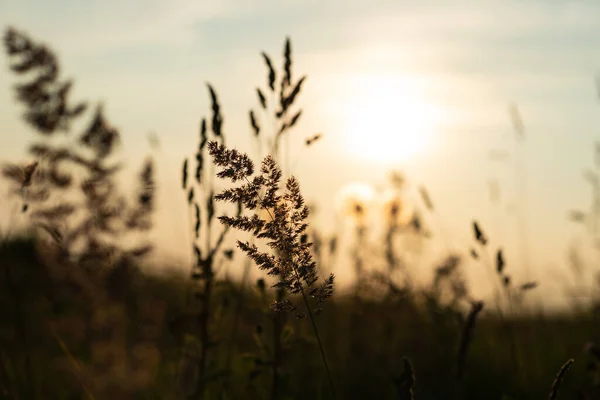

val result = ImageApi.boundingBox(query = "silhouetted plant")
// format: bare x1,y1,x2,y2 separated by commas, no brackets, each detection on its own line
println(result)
251,37,307,176
548,359,575,400
431,254,470,308
565,143,600,307
208,140,336,398
2,27,155,267
1,26,158,399
457,300,484,381
393,357,416,400
177,84,243,399
0,24,592,400
239,278,301,400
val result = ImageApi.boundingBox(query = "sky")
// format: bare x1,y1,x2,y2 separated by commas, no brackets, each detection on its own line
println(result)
2,0,600,306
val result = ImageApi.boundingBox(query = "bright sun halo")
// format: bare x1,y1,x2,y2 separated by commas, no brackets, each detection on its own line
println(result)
342,74,443,165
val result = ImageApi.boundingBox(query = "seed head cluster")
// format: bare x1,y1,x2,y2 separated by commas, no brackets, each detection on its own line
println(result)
208,141,334,315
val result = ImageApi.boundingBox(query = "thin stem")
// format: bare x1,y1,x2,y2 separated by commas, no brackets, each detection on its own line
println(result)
298,286,337,400
175,198,198,396
271,298,283,400
280,236,338,399
184,201,196,307
223,256,252,389
207,161,215,255
384,225,396,278
193,260,214,400
479,245,521,377
193,155,218,400
51,328,96,400
479,244,505,314
353,226,365,297
239,175,337,399
406,183,451,251
514,132,530,280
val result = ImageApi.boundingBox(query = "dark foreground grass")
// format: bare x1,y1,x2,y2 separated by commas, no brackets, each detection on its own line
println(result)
0,237,596,400
0,25,595,400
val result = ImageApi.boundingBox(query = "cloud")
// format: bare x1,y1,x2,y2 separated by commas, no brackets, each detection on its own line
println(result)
7,2,193,51
1,0,275,54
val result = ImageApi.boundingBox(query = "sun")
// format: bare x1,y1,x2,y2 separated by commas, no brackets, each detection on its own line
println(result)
340,74,444,165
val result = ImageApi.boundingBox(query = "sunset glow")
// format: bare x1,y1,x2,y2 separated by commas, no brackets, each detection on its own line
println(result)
4,2,600,397
341,74,445,165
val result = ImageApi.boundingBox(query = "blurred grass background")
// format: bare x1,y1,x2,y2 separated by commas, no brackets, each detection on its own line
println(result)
2,22,600,400
1,236,599,399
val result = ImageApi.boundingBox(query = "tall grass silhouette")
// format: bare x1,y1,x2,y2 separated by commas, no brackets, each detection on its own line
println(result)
2,25,597,400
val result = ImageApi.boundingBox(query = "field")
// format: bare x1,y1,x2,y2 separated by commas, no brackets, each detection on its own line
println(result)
0,26,599,400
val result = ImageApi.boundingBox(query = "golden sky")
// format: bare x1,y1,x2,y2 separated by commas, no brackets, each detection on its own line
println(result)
2,0,600,306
